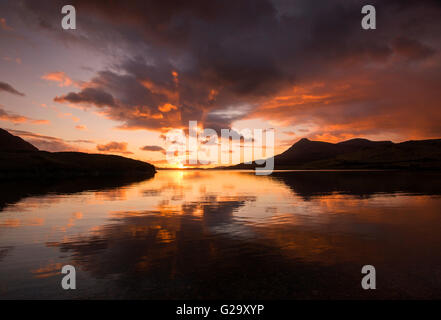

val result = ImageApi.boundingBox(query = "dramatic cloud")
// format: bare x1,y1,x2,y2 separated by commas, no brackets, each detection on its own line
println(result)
0,106,48,124
140,145,166,153
4,0,441,141
5,129,93,152
96,141,133,154
0,81,25,96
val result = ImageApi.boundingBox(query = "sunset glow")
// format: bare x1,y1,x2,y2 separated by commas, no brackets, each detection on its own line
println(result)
0,0,440,168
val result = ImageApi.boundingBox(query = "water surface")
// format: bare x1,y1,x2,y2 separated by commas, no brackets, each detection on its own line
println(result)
1,170,441,299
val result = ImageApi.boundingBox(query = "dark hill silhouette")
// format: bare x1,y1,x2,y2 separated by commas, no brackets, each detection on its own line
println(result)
336,138,392,147
0,128,38,151
227,137,441,170
0,128,156,178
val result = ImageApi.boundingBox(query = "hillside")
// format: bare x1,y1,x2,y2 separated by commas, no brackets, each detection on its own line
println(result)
0,128,156,178
227,137,441,170
0,128,39,151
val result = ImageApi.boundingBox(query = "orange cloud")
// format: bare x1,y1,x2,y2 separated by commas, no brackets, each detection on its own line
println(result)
140,79,179,102
96,141,133,154
172,70,179,86
158,103,177,113
249,66,441,143
32,119,50,125
58,112,80,123
0,106,48,124
41,71,74,87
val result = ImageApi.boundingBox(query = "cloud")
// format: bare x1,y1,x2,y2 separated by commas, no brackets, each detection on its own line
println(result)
140,145,165,153
158,103,177,113
96,141,133,154
26,139,73,152
0,106,48,124
55,87,117,108
0,81,25,96
41,72,75,87
31,119,50,125
53,58,255,133
71,139,94,144
0,107,27,123
75,125,87,130
10,0,441,141
250,66,441,140
5,129,91,152
57,112,80,123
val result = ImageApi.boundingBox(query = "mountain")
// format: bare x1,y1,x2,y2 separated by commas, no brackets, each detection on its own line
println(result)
0,128,39,151
0,128,156,178
227,137,441,170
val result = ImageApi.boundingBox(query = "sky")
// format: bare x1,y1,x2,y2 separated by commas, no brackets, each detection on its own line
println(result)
0,0,440,167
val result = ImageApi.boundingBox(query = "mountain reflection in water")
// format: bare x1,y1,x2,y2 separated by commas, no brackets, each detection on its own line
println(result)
1,170,441,299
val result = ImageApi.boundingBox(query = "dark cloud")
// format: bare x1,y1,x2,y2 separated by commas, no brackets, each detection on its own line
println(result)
5,129,84,152
140,145,166,153
96,141,133,154
0,81,25,96
54,87,116,107
6,0,441,139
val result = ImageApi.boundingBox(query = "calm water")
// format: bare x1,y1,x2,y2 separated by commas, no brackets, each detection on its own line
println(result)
1,170,441,299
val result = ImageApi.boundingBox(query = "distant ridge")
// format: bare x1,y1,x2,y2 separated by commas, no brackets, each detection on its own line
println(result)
226,137,441,170
0,128,156,178
0,128,39,152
